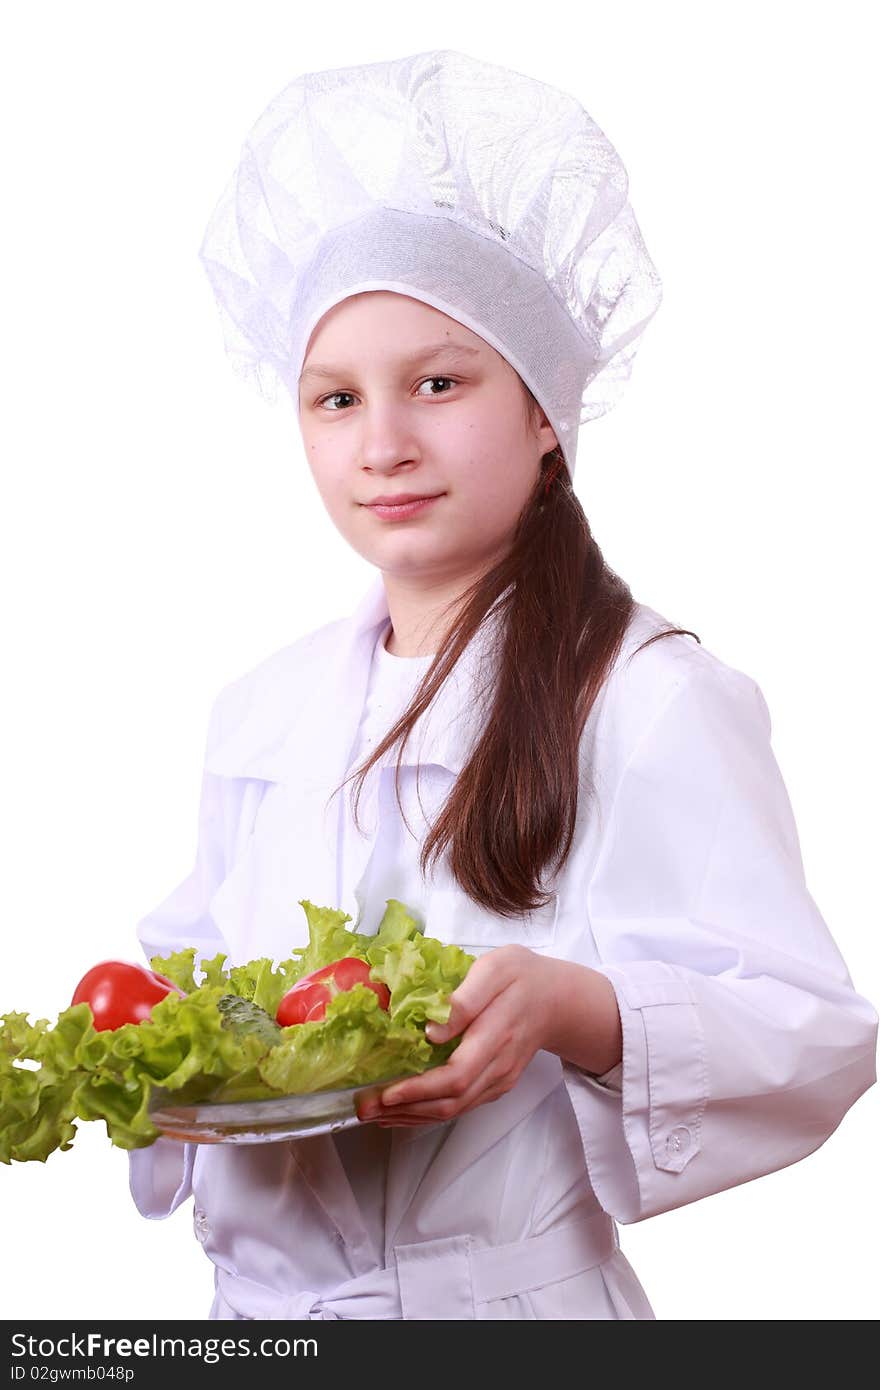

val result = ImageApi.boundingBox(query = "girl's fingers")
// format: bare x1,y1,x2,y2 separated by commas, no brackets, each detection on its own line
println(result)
366,966,534,1121
377,1064,515,1124
425,950,521,1044
379,1041,482,1108
381,1001,518,1109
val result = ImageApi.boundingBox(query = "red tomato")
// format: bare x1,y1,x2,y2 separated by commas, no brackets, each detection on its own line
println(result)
276,956,391,1026
71,960,183,1031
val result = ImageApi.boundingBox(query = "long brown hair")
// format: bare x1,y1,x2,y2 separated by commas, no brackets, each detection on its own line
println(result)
331,386,700,919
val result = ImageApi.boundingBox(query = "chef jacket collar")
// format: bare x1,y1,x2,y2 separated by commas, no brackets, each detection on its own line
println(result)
205,571,507,788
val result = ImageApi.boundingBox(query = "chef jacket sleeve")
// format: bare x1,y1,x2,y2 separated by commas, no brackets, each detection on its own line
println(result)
127,684,243,1221
562,663,879,1224
582,1061,623,1093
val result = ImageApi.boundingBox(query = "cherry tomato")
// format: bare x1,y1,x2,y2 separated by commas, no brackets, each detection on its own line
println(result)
276,957,391,1026
71,960,183,1031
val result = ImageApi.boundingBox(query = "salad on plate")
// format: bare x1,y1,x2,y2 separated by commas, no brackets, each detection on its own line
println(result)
0,898,474,1162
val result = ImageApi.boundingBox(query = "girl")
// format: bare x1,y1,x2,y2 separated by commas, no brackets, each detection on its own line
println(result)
128,49,878,1320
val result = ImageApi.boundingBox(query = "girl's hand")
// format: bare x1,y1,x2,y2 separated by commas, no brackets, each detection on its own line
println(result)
356,944,561,1127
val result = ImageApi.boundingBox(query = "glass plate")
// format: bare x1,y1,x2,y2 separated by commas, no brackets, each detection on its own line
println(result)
147,1072,411,1145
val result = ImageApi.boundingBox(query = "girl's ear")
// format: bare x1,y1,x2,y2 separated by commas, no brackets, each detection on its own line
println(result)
539,423,560,457
522,387,559,457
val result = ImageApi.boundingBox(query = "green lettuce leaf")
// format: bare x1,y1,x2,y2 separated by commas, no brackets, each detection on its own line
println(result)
255,984,435,1096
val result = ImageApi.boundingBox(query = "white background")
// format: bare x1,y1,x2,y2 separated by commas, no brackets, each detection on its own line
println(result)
1,1,876,1321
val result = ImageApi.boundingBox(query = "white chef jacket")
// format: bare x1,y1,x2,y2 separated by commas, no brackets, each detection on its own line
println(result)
337,619,624,1271
128,573,878,1320
330,626,432,1257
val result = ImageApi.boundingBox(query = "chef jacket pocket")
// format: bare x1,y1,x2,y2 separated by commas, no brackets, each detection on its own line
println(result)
425,884,559,953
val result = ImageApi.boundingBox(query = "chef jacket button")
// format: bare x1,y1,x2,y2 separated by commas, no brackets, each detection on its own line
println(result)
666,1126,691,1158
193,1208,210,1243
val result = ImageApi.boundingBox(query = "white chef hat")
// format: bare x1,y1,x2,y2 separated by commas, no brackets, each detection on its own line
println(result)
198,48,662,478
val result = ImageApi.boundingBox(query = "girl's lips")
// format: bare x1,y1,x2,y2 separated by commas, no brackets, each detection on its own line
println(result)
364,494,444,520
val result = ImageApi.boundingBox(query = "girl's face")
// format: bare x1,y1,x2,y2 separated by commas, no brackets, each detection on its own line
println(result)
297,292,558,586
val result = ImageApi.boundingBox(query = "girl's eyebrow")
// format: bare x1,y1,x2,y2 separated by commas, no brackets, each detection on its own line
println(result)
300,342,482,383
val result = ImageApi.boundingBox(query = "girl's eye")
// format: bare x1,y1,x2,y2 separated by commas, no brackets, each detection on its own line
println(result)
318,391,356,411
416,376,457,397
316,377,458,411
